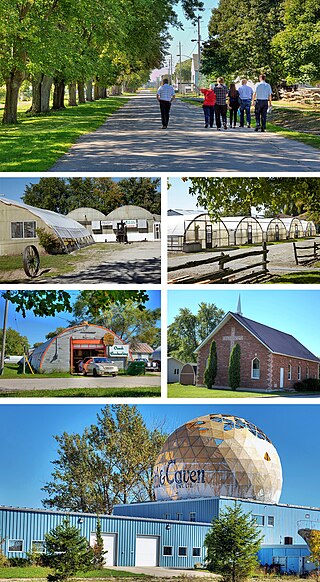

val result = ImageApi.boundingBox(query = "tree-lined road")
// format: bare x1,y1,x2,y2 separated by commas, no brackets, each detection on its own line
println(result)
51,93,320,172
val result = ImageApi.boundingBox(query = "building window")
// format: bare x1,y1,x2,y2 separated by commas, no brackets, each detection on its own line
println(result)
288,364,292,380
193,547,201,557
298,365,301,381
32,541,45,553
163,546,173,556
8,540,23,552
284,537,293,545
189,512,196,522
253,515,265,526
176,513,183,521
267,516,275,527
306,366,309,379
251,358,260,379
11,221,36,239
164,513,171,520
178,546,187,557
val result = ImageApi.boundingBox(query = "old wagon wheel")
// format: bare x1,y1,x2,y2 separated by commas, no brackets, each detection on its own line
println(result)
23,245,40,278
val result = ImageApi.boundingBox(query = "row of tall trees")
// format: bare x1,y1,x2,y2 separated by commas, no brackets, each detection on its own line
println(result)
201,0,320,88
0,0,203,124
22,177,161,215
186,177,320,223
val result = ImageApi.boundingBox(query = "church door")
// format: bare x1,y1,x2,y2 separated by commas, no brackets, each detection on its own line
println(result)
279,367,284,388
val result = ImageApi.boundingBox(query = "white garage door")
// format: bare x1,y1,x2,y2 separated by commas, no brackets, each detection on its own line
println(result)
135,535,159,566
90,532,117,566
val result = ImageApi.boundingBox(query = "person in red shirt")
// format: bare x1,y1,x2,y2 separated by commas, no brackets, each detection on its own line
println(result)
195,84,216,128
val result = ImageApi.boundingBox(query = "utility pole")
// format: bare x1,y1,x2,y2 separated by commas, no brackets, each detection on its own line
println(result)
192,16,201,93
0,297,9,376
179,42,182,93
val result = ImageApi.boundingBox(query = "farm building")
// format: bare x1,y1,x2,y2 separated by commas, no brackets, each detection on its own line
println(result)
1,413,319,574
66,207,106,234
167,356,185,383
281,217,304,238
195,306,320,391
0,198,94,256
222,216,263,245
29,323,132,373
167,213,229,251
258,218,287,242
180,363,197,385
130,343,154,361
90,205,161,242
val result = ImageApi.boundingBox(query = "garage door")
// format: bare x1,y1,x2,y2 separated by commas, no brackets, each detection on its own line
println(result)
90,533,117,566
135,535,159,566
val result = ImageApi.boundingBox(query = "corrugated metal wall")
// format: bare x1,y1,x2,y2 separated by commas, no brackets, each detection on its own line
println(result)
113,497,219,523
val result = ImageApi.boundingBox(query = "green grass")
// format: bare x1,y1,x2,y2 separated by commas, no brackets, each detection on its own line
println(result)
267,272,320,284
2,364,74,379
167,384,311,398
0,387,161,398
0,97,127,172
266,122,320,150
0,567,146,579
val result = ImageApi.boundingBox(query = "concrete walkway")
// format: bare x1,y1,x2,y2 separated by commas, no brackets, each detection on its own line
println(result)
51,93,320,172
0,375,160,392
113,566,216,578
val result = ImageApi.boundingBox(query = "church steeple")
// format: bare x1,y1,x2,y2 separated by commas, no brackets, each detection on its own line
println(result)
237,295,242,316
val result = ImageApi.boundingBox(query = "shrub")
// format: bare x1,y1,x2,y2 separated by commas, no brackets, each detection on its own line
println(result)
8,557,31,567
37,227,65,255
294,378,320,392
204,341,217,389
0,539,9,567
228,343,241,390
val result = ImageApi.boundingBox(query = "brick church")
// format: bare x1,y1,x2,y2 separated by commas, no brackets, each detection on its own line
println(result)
196,302,319,391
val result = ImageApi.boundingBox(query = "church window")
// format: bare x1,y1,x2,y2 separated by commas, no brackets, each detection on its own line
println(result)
251,358,260,379
298,366,301,380
306,366,309,379
287,364,292,380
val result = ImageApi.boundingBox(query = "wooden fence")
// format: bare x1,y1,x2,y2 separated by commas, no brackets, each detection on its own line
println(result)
293,241,320,265
168,243,270,284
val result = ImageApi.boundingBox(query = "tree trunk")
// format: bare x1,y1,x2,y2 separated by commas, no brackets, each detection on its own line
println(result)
2,70,26,124
29,74,53,114
94,81,100,100
78,82,85,103
86,79,93,101
52,80,65,110
68,82,77,106
99,87,107,99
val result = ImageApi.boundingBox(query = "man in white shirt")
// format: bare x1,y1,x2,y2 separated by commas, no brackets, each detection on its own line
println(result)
238,78,254,128
253,74,272,132
157,79,175,128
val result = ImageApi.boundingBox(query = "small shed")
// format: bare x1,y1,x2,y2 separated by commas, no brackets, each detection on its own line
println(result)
222,216,263,245
167,357,185,383
97,205,161,242
29,323,132,373
66,208,106,234
167,212,229,251
258,218,287,242
180,363,198,385
0,198,94,256
281,217,304,239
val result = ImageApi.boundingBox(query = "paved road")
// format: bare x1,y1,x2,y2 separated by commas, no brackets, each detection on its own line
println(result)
0,375,160,393
51,93,320,172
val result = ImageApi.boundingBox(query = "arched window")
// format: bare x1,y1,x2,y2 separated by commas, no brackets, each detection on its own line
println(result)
251,358,260,379
298,365,301,381
306,366,309,379
288,364,292,380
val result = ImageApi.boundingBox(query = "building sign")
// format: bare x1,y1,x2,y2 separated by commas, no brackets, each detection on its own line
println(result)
124,220,137,228
154,459,205,490
101,221,113,226
103,333,115,346
109,344,130,356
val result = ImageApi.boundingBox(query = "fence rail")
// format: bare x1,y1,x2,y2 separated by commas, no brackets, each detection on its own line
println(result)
293,241,320,265
168,243,270,284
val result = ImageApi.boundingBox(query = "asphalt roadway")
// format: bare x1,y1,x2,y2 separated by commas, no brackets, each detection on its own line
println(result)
0,375,160,393
51,92,320,172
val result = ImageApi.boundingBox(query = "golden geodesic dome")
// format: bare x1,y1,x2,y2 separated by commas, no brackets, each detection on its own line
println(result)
153,414,282,503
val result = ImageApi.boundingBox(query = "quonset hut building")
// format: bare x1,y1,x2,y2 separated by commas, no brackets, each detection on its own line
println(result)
1,414,319,573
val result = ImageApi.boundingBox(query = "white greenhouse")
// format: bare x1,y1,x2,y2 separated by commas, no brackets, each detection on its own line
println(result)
0,198,94,256
281,217,304,239
222,216,263,245
258,218,287,242
167,212,229,251
300,219,317,237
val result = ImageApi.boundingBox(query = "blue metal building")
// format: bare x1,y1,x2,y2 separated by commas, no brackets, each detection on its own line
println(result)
1,497,319,573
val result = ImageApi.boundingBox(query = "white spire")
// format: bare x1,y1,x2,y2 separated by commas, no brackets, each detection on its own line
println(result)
237,295,242,315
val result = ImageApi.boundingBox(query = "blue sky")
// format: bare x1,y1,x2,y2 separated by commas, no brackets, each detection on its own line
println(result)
168,178,203,211
0,404,318,509
0,291,161,346
168,289,320,356
152,0,215,79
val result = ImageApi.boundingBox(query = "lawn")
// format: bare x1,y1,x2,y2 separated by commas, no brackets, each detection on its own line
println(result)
2,363,74,379
0,567,146,578
0,97,127,172
167,384,311,398
267,272,320,284
0,387,161,398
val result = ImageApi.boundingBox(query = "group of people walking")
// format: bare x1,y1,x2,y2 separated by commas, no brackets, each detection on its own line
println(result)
156,75,272,132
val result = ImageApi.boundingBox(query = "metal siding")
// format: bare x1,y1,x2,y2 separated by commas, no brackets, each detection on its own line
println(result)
113,498,219,524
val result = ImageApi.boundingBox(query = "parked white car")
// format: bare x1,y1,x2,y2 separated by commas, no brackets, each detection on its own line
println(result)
84,357,118,377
